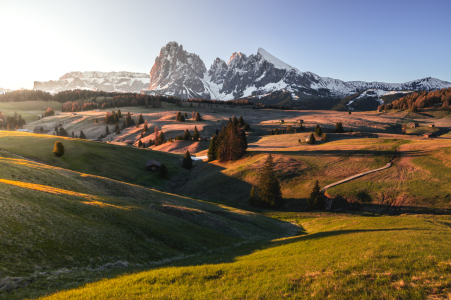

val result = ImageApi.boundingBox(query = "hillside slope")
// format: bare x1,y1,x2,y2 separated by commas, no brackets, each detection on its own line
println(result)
0,145,297,298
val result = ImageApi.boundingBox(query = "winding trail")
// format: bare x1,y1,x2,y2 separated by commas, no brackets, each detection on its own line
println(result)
321,148,398,193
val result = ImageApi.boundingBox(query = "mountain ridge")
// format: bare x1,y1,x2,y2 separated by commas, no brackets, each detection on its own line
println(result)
33,41,451,103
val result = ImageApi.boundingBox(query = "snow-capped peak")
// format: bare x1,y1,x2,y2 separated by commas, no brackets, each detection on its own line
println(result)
257,48,298,71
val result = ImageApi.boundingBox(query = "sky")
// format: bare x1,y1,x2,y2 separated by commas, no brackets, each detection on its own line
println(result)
1,0,450,90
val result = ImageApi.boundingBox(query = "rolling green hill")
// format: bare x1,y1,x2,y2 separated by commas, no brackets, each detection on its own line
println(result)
0,147,297,299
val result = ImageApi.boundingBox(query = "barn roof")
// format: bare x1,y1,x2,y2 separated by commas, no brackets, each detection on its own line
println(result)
146,160,161,167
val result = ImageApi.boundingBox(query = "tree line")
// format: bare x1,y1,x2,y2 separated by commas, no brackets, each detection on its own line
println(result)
0,90,53,102
0,111,26,130
380,88,451,111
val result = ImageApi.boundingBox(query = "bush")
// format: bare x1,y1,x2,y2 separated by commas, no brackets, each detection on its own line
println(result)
53,141,65,157
159,164,169,178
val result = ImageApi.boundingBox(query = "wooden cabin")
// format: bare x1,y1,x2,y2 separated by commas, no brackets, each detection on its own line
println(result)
297,119,304,123
410,122,419,128
146,160,161,171
429,124,435,127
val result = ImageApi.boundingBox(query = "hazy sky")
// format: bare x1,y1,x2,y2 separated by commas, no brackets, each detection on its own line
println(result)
1,0,450,90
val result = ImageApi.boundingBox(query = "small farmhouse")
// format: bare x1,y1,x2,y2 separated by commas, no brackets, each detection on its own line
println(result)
410,122,419,128
297,119,304,123
146,160,161,171
429,124,435,127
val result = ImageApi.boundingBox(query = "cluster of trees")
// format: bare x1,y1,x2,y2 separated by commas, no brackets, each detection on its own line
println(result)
0,90,53,102
208,116,248,162
0,112,26,130
104,110,123,124
382,88,451,111
62,101,97,112
54,126,68,137
43,108,55,117
187,98,253,106
271,124,302,135
248,154,283,208
173,127,200,141
99,94,163,109
175,111,202,122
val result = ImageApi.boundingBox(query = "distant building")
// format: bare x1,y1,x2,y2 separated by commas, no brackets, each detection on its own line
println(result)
146,160,161,171
410,122,419,128
429,124,435,127
297,119,304,123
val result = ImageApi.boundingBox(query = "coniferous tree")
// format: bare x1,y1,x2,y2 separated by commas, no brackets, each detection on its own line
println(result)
248,185,258,207
179,115,185,122
182,150,192,169
258,154,283,208
115,123,120,133
271,129,274,135
159,164,169,178
157,131,166,145
238,116,245,127
243,123,250,131
138,140,143,148
193,126,200,141
307,180,325,210
232,115,238,126
207,135,217,161
195,112,201,121
53,141,65,157
334,122,345,133
143,120,148,132
79,131,86,139
275,128,279,135
106,126,110,134
315,125,322,136
154,126,160,145
322,134,327,141
192,111,195,120
183,129,191,140
176,111,181,121
71,131,74,138
308,133,315,144
300,123,303,131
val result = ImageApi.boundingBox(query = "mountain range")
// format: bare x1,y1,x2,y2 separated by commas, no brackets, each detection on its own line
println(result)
34,41,451,107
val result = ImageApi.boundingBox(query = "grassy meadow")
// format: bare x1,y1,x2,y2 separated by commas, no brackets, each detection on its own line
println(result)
0,101,62,122
38,213,451,299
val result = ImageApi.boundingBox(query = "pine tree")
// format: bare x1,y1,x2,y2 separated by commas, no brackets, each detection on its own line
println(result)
248,185,258,207
207,135,217,161
195,112,201,121
238,116,245,127
258,154,283,208
271,129,274,135
159,164,169,178
154,126,160,145
180,115,185,122
243,123,250,131
287,125,292,133
53,141,65,157
79,131,86,139
335,122,344,133
322,133,327,141
143,120,148,132
138,140,143,148
176,111,181,121
300,123,303,131
275,128,279,135
182,150,192,169
232,116,238,126
193,126,200,141
192,111,195,120
183,129,191,140
106,126,110,134
315,125,322,136
308,133,315,144
307,180,325,210
157,131,165,145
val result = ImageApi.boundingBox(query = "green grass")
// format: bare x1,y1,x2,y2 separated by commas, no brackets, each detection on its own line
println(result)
405,126,439,135
0,150,296,299
0,101,62,122
0,131,182,189
39,213,451,299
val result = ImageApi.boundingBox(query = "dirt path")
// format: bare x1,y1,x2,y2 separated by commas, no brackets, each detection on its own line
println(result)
321,148,397,193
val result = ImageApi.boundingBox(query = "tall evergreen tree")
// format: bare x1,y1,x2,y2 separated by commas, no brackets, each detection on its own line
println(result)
154,126,160,145
308,133,315,144
258,154,283,208
193,126,200,141
248,185,258,207
159,164,169,178
307,180,325,210
179,115,186,122
334,122,345,133
157,131,166,145
79,131,86,139
182,150,192,169
106,126,110,134
195,112,201,121
238,116,245,127
176,111,181,121
207,134,217,161
315,125,322,136
183,129,191,140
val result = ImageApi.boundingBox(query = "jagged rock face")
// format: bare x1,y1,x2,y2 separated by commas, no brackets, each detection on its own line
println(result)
34,71,150,93
144,43,451,101
146,42,209,98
